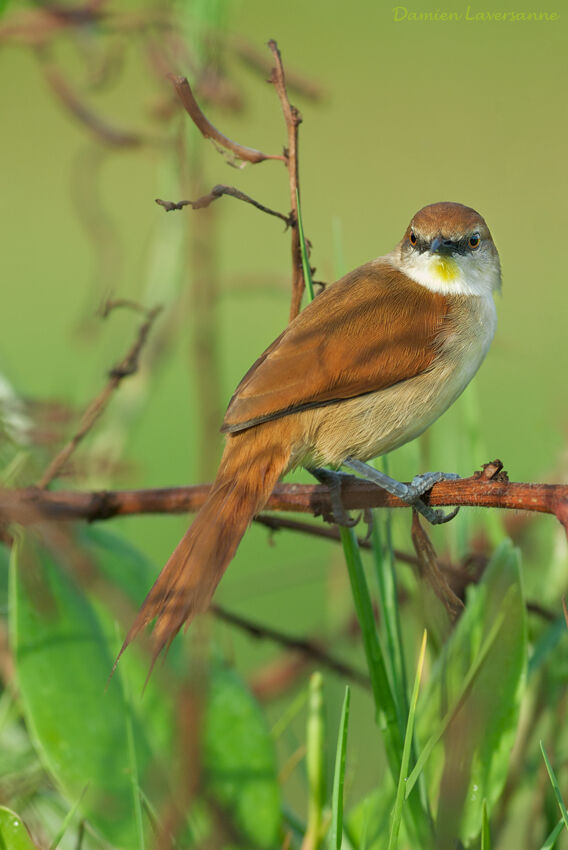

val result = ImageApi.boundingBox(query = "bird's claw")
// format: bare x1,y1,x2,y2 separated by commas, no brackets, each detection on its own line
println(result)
406,472,461,525
308,467,361,528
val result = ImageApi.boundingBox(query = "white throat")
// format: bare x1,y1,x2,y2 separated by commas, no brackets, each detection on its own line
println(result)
388,248,501,297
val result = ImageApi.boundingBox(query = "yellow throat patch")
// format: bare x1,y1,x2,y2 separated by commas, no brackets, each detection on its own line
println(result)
432,256,458,282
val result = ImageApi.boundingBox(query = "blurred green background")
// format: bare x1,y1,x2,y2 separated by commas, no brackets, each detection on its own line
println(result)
1,0,567,821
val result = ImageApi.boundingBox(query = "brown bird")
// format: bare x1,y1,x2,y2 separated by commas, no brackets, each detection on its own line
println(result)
120,201,501,662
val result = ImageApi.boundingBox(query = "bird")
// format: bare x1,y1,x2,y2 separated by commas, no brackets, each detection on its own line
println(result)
120,201,501,663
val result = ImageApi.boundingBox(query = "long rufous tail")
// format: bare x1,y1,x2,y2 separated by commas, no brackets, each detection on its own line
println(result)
117,422,292,665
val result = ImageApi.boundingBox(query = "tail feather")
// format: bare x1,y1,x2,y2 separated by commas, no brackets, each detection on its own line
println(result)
117,426,292,666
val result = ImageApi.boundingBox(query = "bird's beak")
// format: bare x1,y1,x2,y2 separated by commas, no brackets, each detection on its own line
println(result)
429,237,457,256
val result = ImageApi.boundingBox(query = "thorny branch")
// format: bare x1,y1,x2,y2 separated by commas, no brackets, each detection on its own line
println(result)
36,303,162,489
155,184,292,227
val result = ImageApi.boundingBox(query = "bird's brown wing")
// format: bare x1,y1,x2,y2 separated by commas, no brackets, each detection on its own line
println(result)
222,261,450,433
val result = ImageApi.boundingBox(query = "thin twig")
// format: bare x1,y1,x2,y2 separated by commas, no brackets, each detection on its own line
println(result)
36,304,162,489
267,40,304,321
155,184,292,226
255,514,420,566
168,74,285,164
230,37,325,102
211,604,370,689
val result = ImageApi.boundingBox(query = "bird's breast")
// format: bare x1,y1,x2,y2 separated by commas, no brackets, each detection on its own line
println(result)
291,292,497,469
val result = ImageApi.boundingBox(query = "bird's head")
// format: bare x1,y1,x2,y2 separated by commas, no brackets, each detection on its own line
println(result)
397,202,501,296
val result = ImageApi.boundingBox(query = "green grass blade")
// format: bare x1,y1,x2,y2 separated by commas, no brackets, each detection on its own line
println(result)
481,799,491,850
387,630,427,850
540,817,565,849
271,687,308,740
339,528,431,845
330,686,351,850
370,513,407,727
296,188,315,302
305,672,326,849
48,788,88,850
406,608,505,797
339,527,401,760
540,742,568,831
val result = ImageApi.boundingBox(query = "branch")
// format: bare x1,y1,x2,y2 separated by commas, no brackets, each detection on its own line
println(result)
3,461,567,537
267,40,304,321
168,74,285,164
36,303,162,489
211,604,370,690
231,37,325,102
155,184,292,227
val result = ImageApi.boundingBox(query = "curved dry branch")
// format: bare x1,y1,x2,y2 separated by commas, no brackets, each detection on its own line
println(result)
168,74,286,164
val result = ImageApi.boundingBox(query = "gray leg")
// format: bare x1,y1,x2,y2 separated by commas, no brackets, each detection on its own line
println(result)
307,467,359,527
342,458,460,525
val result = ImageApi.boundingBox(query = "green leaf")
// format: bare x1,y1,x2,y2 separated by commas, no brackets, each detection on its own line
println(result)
204,663,280,848
540,742,568,831
415,539,526,846
346,786,395,850
481,799,491,850
387,631,427,850
330,686,351,850
77,526,281,847
0,807,38,850
540,817,565,850
9,532,161,849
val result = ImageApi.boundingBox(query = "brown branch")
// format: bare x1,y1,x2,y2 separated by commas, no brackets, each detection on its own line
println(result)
3,461,568,535
168,74,285,164
267,40,304,321
411,511,464,622
155,184,292,226
36,304,162,489
230,37,325,102
211,604,370,690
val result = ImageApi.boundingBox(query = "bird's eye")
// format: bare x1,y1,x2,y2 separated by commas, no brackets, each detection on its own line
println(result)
469,234,480,249
410,231,417,245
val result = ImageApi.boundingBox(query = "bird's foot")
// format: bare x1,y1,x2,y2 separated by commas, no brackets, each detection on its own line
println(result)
308,467,360,527
407,471,460,524
342,459,460,526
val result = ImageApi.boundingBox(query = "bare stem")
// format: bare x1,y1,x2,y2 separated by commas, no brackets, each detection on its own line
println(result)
36,303,162,489
267,40,304,321
168,74,285,164
155,184,292,226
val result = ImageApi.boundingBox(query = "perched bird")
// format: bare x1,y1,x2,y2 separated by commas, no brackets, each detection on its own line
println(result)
121,201,501,662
